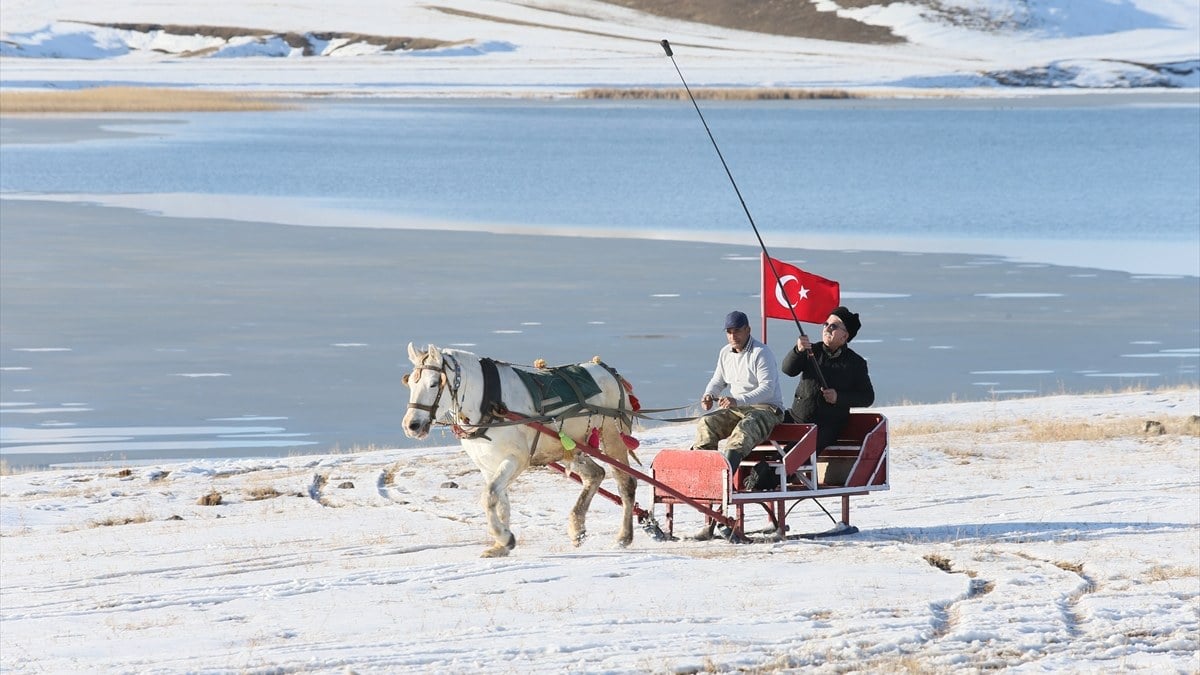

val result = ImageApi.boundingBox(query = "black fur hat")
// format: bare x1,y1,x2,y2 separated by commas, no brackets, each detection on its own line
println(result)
830,306,861,341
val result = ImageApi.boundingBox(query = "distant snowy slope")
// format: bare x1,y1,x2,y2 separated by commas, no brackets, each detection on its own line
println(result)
827,0,1199,86
835,0,1193,39
0,0,1196,92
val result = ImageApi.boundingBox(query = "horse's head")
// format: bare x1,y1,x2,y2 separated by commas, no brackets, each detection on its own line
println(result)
402,342,446,440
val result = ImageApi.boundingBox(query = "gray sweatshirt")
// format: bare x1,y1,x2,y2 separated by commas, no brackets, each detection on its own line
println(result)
703,336,784,410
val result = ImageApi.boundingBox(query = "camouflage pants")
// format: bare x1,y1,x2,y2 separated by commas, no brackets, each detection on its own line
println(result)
693,404,784,469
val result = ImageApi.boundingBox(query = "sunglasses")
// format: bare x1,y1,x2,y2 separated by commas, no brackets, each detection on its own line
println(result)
823,322,846,332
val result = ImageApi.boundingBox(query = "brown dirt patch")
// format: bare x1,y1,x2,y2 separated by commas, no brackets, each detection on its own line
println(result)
598,0,902,44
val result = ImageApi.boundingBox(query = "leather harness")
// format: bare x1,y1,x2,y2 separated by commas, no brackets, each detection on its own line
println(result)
407,352,635,451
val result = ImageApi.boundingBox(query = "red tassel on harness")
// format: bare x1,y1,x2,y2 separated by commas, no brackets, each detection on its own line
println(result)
628,394,641,411
586,427,600,449
620,433,640,450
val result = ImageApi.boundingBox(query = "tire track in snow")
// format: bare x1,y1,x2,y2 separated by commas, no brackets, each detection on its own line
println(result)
1013,551,1097,637
912,547,1113,670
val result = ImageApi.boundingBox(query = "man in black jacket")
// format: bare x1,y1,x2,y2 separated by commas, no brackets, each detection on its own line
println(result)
780,306,875,451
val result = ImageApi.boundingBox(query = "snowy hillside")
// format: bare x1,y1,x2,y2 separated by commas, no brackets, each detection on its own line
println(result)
1,0,1197,94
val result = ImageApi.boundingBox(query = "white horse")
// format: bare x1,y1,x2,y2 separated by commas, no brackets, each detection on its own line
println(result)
402,343,639,558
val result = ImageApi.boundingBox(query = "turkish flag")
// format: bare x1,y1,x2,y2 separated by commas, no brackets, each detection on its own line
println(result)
761,254,840,323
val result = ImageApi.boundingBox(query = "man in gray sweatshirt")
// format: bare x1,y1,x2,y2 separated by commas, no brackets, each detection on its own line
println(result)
693,310,785,503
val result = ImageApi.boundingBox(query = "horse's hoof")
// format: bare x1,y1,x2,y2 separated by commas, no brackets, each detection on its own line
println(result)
572,532,586,547
481,546,510,558
506,533,517,550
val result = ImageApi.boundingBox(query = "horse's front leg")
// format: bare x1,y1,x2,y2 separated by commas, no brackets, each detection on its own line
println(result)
480,457,521,558
568,453,604,546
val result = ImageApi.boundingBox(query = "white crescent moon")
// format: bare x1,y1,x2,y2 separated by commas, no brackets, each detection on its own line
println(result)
775,274,798,308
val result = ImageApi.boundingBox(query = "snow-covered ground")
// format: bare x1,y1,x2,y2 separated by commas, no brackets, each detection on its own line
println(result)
2,388,1197,673
2,3,1198,671
1,0,1197,95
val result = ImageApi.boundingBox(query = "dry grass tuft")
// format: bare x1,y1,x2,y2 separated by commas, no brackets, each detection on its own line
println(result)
381,463,400,486
244,486,283,501
923,553,953,572
578,87,863,101
936,444,984,464
970,579,995,596
1142,420,1166,435
89,514,152,527
1054,561,1084,574
197,491,223,506
1146,564,1199,581
2,461,59,476
1025,417,1198,442
0,87,291,114
859,654,937,674
895,414,1200,443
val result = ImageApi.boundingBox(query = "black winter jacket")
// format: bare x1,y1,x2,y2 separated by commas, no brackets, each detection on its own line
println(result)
780,343,875,449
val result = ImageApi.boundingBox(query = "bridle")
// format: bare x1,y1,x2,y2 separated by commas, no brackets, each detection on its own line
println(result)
404,352,463,424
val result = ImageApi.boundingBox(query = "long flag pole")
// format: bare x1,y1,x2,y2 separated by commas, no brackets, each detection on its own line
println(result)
660,39,827,388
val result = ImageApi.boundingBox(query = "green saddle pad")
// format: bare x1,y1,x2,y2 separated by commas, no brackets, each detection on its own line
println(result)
513,364,602,415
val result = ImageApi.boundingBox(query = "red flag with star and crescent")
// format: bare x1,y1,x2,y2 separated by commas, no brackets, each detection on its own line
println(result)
761,253,840,324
